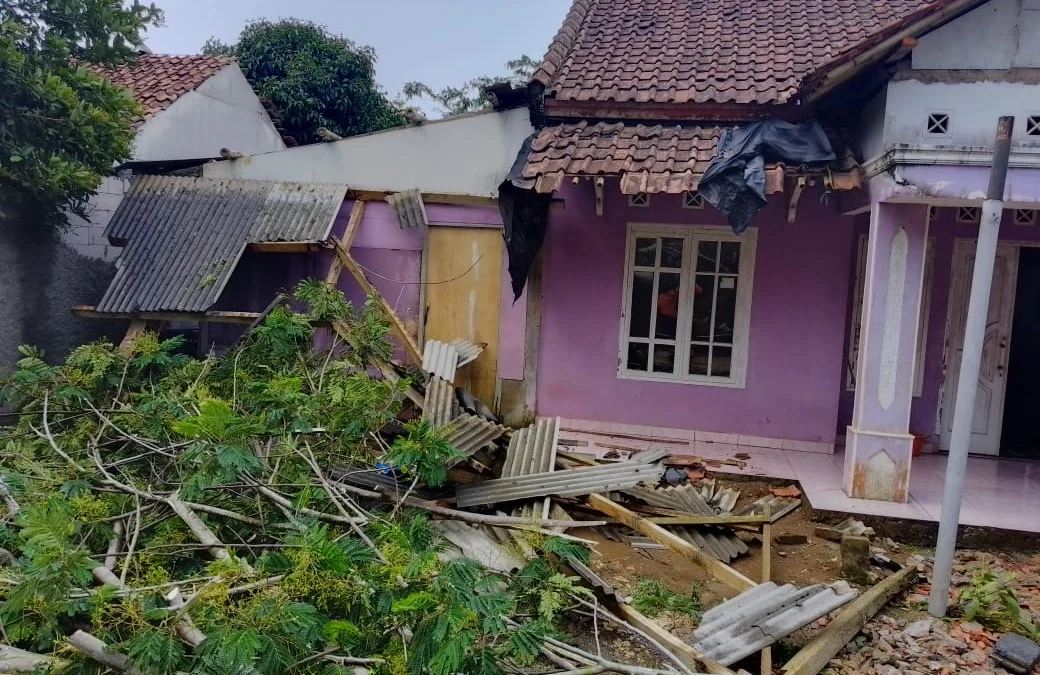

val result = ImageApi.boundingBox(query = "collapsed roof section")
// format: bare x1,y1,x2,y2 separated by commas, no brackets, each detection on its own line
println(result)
98,175,346,314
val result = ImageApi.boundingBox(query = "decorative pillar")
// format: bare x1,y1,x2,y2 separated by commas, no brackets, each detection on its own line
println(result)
844,202,929,502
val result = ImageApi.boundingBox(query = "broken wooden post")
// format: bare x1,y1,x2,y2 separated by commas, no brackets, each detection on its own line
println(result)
118,320,148,356
782,565,918,675
586,493,755,593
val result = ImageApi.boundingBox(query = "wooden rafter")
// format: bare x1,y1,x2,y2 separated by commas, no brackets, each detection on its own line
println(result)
74,306,261,325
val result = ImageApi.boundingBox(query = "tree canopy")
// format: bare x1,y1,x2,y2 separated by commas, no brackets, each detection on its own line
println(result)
204,19,404,144
0,0,162,229
401,55,537,117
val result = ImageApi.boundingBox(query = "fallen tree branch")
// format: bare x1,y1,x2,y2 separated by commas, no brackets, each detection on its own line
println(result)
0,645,66,673
68,630,141,674
572,598,697,675
165,492,232,561
166,587,208,647
104,520,124,570
245,478,365,526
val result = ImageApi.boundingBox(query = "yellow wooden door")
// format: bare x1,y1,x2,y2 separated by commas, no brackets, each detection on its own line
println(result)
424,227,502,405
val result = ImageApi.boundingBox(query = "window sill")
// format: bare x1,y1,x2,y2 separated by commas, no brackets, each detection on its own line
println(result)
617,369,747,389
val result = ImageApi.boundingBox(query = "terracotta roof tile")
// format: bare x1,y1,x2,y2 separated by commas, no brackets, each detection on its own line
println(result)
533,0,957,105
522,122,722,193
89,54,234,121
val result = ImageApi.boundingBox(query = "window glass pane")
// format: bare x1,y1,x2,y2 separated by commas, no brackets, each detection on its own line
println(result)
689,344,709,375
634,238,657,266
661,238,684,268
653,344,675,373
627,342,649,371
719,241,741,273
629,271,654,338
711,346,733,377
691,275,715,341
654,273,681,339
713,276,738,344
697,240,718,272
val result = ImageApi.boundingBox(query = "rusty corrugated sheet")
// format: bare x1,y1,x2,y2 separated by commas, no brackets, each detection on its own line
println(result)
446,414,508,466
422,377,455,428
422,340,459,382
457,452,666,508
386,189,428,228
691,582,858,665
99,175,345,313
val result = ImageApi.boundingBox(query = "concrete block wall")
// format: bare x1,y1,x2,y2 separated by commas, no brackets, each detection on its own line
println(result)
60,175,128,262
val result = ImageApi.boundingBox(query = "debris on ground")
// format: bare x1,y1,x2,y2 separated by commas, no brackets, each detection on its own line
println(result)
992,632,1040,674
769,484,803,498
841,535,873,584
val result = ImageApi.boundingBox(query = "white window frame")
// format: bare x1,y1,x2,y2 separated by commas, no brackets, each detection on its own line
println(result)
618,224,757,388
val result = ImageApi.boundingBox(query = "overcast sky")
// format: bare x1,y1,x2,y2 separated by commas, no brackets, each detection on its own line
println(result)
145,0,569,108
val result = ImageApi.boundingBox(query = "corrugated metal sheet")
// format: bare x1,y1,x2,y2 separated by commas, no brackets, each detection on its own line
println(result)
446,414,508,466
733,495,802,523
627,484,716,515
386,189,428,229
423,377,455,428
502,417,560,478
452,339,485,367
422,340,459,382
98,175,345,313
457,453,666,508
691,582,858,665
432,521,524,573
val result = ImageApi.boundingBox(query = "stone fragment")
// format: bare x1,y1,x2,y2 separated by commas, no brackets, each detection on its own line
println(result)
841,535,872,584
816,525,844,542
992,632,1040,674
775,531,809,545
903,619,933,639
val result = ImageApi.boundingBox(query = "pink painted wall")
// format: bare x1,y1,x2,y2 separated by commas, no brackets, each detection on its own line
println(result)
537,180,857,444
836,206,1040,441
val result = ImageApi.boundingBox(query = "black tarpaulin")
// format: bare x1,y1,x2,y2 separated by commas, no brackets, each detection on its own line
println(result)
697,119,836,234
499,133,551,300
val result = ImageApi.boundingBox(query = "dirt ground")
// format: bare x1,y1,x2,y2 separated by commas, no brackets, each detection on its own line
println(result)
562,475,1040,674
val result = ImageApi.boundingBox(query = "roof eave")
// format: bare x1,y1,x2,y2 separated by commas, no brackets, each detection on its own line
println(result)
799,0,992,104
543,98,805,124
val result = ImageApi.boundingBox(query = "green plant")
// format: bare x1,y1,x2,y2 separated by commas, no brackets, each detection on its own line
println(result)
631,578,702,620
957,569,1040,639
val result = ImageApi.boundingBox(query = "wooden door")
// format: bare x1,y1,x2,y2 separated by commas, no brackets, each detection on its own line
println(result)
940,240,1017,455
424,226,502,405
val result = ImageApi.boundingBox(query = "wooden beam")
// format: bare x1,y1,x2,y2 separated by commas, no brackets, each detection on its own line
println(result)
349,189,497,208
586,493,756,593
118,320,149,356
341,199,367,250
615,604,739,675
73,306,261,325
249,242,325,253
761,521,773,675
781,566,918,675
334,238,423,366
329,319,424,408
647,514,771,527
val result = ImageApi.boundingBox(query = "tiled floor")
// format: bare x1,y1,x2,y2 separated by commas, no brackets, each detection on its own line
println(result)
560,428,1040,534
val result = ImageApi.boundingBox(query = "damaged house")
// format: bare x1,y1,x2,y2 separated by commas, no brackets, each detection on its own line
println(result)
83,0,1040,529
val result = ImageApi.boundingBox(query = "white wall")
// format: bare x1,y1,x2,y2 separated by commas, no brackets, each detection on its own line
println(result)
65,65,286,261
913,0,1040,69
204,107,534,198
133,65,286,161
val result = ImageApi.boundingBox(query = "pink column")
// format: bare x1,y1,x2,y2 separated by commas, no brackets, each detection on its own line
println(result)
844,202,929,502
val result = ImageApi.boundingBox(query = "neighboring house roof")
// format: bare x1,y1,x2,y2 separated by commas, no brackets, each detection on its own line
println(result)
98,175,345,313
90,54,234,120
532,0,979,108
523,122,721,194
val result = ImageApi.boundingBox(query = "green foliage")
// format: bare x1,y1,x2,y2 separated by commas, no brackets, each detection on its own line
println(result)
401,55,537,117
957,569,1040,639
0,281,600,674
631,578,702,620
204,19,404,144
0,0,162,228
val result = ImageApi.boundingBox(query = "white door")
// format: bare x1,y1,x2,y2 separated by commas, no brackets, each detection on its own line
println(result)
940,241,1018,455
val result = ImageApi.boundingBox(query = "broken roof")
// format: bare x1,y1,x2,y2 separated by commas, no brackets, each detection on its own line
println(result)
533,0,978,108
97,175,345,314
89,54,234,120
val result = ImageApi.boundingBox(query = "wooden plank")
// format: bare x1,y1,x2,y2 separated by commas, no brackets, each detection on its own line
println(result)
334,239,423,367
74,306,261,325
586,493,756,593
347,189,565,211
341,199,367,250
249,242,324,253
118,320,149,356
523,250,543,416
424,226,502,403
781,566,918,675
647,514,771,527
616,604,739,675
761,522,773,675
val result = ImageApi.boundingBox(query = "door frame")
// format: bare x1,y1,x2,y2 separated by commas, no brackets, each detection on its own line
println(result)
937,238,1040,455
